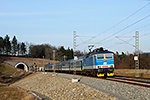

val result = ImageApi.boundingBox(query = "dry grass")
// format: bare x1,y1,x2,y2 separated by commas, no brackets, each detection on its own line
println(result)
0,63,17,76
0,72,38,100
0,86,38,100
0,57,39,100
1,56,52,67
114,69,150,78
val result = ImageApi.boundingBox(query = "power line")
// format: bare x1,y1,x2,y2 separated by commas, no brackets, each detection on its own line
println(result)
105,31,150,49
77,2,150,46
102,23,150,48
140,32,150,37
121,23,150,36
96,14,150,45
115,36,135,47
75,2,150,52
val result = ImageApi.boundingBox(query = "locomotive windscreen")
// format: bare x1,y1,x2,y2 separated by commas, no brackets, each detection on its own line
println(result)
97,54,104,60
105,54,113,59
97,53,113,60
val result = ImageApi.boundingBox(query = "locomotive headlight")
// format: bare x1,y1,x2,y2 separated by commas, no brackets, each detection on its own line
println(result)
97,66,101,68
110,65,113,67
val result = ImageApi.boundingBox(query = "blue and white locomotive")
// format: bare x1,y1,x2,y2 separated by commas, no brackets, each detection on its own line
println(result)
45,51,114,77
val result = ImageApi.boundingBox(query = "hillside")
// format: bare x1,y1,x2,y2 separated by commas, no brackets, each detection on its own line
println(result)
0,57,38,100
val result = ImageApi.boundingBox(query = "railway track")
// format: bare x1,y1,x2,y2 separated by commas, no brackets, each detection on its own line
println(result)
106,76,150,88
88,75,150,88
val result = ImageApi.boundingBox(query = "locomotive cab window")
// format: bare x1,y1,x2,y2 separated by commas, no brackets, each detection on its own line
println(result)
97,54,104,60
105,54,113,59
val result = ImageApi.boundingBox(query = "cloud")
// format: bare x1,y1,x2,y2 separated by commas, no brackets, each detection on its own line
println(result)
0,11,77,16
0,12,50,16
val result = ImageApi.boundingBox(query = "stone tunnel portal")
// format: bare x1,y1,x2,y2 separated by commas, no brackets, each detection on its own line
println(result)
17,64,24,70
15,62,29,72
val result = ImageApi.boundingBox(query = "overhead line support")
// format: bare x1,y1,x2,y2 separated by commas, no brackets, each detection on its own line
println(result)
116,31,139,77
135,31,139,77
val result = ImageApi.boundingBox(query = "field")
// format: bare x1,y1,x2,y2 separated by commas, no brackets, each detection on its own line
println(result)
114,69,150,78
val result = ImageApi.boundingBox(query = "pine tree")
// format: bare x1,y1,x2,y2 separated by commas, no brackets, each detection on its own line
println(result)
17,43,20,56
21,42,26,55
0,37,4,54
3,35,11,55
12,36,17,56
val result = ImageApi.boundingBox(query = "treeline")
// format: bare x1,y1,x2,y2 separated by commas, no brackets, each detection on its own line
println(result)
115,52,150,69
29,44,74,61
0,35,26,56
0,35,83,61
29,44,84,61
1,35,150,69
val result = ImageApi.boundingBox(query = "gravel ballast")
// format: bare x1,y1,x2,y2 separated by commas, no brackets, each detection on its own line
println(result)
13,72,150,100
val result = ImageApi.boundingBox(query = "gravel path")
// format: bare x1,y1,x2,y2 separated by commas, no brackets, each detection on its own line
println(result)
12,72,150,100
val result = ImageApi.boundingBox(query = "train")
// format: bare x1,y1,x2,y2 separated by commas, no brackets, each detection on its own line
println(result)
45,50,114,77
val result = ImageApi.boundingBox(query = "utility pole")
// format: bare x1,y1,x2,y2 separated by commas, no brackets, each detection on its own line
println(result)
134,31,139,77
43,56,44,72
72,31,79,83
73,31,76,55
37,61,38,72
73,31,77,75
53,50,55,73
64,55,66,61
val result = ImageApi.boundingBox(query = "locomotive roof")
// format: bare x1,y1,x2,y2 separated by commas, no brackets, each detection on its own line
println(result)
93,51,114,54
84,51,113,57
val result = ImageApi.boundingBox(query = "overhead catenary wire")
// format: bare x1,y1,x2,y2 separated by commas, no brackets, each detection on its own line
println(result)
75,2,150,52
115,36,135,47
96,14,150,45
105,30,150,49
96,2,150,51
121,23,150,36
76,35,95,47
101,23,150,48
76,2,150,47
140,32,150,37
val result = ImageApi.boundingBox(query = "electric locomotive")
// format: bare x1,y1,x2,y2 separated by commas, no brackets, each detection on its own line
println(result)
45,50,114,77
83,51,114,77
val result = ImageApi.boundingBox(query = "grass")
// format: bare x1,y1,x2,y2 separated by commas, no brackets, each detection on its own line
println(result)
0,86,37,100
0,63,17,76
114,69,150,78
0,87,23,100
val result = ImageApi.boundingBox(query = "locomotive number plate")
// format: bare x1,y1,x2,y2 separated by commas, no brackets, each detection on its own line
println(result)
102,66,108,68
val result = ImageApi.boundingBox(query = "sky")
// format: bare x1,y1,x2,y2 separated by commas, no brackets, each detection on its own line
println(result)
0,0,150,54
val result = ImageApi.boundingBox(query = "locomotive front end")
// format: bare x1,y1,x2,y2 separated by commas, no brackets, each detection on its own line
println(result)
95,52,115,77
